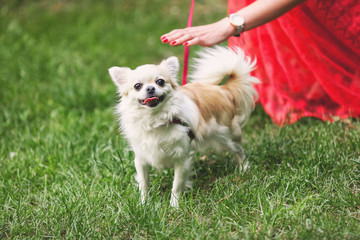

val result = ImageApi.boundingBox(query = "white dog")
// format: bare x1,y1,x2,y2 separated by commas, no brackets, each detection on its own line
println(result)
109,46,259,208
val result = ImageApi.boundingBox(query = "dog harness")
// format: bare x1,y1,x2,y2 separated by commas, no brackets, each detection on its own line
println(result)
170,118,195,140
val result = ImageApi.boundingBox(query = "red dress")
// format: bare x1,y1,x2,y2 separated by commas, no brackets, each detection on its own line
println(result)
228,0,360,125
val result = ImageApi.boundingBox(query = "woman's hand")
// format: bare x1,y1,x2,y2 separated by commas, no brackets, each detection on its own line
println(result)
160,17,235,47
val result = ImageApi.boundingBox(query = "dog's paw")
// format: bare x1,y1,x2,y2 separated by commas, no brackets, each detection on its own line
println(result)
170,195,179,209
140,192,148,205
239,160,250,172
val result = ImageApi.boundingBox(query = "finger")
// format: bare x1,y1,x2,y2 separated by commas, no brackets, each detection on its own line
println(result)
160,36,170,44
183,37,201,47
161,29,186,43
169,33,195,46
162,28,182,37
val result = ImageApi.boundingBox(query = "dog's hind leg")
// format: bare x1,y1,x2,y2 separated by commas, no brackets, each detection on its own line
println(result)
234,143,250,171
170,157,192,208
134,157,149,204
235,144,246,164
230,117,249,170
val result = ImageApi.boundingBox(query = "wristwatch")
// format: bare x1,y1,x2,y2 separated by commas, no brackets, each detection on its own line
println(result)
228,13,245,37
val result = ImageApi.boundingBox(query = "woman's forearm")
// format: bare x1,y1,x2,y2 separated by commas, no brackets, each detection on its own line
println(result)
235,0,304,32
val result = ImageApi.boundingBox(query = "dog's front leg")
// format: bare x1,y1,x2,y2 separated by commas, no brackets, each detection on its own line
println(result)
170,157,192,208
134,157,149,204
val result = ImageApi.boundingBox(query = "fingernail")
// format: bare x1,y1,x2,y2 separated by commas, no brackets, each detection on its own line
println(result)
171,41,176,45
184,42,189,46
161,36,166,40
162,38,169,43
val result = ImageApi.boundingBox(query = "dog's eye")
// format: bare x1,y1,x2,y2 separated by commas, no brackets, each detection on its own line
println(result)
156,79,165,87
134,83,143,91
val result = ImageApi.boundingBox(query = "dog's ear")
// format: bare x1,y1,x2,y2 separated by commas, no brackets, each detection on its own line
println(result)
160,57,179,80
108,67,131,87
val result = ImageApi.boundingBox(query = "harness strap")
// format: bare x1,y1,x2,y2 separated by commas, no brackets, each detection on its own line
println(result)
170,117,195,140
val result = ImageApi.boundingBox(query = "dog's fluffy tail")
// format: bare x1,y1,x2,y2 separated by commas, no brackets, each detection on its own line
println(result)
190,46,260,126
190,46,257,85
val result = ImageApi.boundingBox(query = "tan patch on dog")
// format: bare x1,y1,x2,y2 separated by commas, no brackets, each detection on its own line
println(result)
180,76,241,127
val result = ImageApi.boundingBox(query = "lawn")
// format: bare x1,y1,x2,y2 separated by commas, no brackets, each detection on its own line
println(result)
1,0,359,239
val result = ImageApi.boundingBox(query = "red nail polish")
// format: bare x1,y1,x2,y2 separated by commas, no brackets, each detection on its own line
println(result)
171,41,176,45
184,42,189,46
163,38,169,43
161,36,166,40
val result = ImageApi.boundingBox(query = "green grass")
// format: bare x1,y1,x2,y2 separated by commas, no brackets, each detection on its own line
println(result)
1,0,359,239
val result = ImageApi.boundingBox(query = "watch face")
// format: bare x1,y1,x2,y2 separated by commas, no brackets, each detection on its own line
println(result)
231,15,244,26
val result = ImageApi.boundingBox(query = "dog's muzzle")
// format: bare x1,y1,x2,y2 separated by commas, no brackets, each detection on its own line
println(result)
139,94,165,108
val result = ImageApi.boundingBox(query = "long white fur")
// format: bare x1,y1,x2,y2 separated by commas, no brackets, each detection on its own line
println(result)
109,46,260,208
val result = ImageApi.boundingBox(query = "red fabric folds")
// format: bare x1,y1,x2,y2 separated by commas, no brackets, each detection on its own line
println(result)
228,0,360,125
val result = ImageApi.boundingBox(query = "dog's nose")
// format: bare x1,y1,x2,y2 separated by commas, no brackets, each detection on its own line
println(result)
146,86,155,94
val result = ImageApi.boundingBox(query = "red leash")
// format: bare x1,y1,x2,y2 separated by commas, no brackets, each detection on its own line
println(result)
182,0,195,85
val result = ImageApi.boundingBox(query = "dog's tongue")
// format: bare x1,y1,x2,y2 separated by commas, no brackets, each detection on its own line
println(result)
144,97,159,104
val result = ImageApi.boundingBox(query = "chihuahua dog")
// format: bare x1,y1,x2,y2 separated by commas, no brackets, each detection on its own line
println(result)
109,46,259,208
